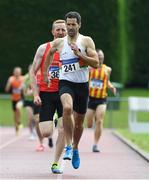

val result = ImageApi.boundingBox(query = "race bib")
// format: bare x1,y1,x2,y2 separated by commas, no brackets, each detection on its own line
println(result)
61,62,80,74
12,88,21,94
49,66,59,79
90,79,103,89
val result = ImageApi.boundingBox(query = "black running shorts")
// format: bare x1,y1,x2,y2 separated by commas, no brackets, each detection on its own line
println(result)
88,96,107,110
12,100,22,111
59,80,89,114
39,91,62,122
23,100,34,108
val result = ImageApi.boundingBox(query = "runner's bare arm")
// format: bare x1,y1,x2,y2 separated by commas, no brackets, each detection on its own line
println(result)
108,81,117,95
5,77,12,92
71,37,99,68
30,45,46,97
107,67,117,95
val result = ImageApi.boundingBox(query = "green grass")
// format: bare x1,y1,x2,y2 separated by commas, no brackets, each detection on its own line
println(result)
0,97,28,127
121,88,149,97
117,129,149,153
1,88,149,128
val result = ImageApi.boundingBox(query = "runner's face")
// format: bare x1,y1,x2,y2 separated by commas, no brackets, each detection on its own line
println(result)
66,18,80,37
13,68,22,77
52,23,67,39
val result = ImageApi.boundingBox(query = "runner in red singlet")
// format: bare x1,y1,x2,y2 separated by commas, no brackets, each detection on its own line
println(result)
30,19,67,174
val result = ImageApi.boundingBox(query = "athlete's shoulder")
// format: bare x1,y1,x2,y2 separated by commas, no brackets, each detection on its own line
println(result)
80,34,92,40
105,65,112,72
80,34,94,48
35,42,51,57
103,64,112,75
38,42,51,51
9,76,15,82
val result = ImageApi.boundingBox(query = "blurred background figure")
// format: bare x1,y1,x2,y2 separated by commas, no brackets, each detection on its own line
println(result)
23,64,36,140
85,49,116,152
5,67,24,135
31,70,45,151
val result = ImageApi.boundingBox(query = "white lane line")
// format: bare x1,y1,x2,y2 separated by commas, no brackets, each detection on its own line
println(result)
0,134,25,150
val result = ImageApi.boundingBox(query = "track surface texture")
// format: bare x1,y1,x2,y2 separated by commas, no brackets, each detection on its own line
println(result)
0,127,149,179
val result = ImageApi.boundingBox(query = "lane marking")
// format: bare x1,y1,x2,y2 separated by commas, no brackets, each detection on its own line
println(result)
0,134,25,150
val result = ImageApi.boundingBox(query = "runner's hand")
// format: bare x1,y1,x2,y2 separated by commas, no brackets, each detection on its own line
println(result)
112,87,117,96
34,95,42,106
70,43,81,56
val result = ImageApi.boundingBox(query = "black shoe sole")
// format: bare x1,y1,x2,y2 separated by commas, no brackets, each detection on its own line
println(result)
63,157,71,160
48,138,53,148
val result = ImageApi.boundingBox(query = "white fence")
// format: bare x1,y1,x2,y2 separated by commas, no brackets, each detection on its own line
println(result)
128,97,149,133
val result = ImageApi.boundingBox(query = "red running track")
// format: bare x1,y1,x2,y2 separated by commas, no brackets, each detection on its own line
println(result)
0,127,149,179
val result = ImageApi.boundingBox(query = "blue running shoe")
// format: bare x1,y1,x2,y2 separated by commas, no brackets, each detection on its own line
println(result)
51,163,63,174
72,149,80,169
63,145,72,160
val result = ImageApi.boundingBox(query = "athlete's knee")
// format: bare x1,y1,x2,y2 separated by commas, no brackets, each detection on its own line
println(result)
85,116,93,128
87,122,93,128
75,121,84,130
40,128,53,137
63,105,72,115
16,101,23,110
34,114,39,126
39,121,53,137
95,118,102,127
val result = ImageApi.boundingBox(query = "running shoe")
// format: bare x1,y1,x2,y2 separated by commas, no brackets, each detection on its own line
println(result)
51,163,63,174
36,144,45,152
16,123,23,136
63,145,72,160
28,133,36,141
54,118,58,127
72,149,80,169
48,137,53,148
92,145,100,152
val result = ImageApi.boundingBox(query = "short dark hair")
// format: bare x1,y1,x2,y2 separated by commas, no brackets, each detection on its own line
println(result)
65,11,81,24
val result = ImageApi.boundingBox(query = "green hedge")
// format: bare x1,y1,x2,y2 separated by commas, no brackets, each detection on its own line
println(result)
0,0,149,91
128,0,149,87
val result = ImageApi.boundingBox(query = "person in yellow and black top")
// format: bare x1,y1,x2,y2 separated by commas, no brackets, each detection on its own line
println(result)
85,49,117,152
